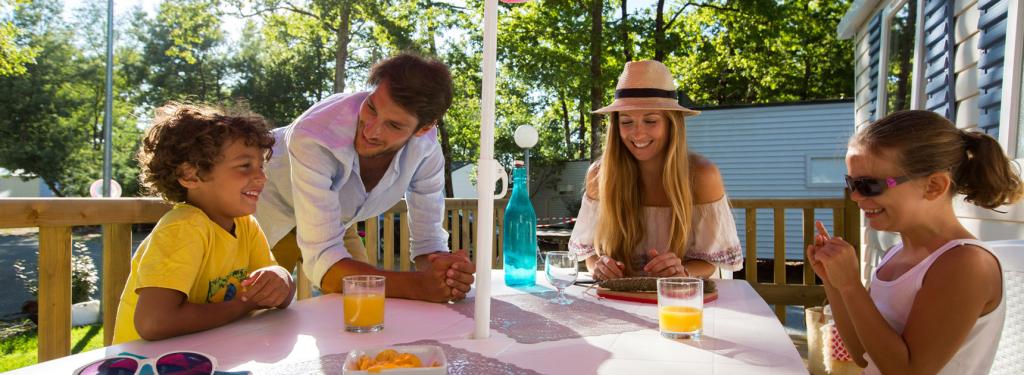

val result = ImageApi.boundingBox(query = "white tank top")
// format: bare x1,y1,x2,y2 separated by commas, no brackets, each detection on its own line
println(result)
863,239,1004,375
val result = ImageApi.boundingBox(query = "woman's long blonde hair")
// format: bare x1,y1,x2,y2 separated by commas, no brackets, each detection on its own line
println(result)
592,110,694,275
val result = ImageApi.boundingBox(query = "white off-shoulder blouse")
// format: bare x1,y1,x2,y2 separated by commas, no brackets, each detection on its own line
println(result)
568,195,744,275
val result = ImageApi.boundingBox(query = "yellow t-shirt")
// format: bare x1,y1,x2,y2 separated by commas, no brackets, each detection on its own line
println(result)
112,203,276,344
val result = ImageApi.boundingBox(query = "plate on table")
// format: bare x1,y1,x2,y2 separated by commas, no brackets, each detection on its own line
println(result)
342,345,446,375
596,288,718,304
595,277,718,304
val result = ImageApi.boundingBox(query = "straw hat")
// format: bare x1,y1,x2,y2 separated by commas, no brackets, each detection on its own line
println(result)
593,60,700,116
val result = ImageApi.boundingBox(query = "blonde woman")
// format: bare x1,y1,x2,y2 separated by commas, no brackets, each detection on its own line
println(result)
569,60,743,280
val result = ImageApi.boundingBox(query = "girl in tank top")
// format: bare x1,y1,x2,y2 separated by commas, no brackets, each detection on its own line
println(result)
807,110,1023,374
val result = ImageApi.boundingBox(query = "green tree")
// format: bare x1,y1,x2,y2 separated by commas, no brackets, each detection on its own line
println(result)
0,0,37,76
125,0,229,108
664,0,853,105
230,13,334,126
0,0,141,196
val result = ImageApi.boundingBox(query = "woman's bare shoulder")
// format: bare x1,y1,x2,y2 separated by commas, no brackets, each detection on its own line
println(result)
585,161,601,200
688,153,725,204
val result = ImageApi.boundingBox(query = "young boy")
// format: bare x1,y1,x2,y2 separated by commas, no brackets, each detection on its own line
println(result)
113,103,295,344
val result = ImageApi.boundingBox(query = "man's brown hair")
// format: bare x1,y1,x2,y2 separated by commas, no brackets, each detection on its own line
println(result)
367,53,453,129
137,102,275,203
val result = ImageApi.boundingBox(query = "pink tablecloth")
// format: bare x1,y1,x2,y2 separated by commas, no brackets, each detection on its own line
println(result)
11,271,807,374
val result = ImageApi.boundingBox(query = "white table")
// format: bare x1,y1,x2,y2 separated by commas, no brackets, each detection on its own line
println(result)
12,271,806,374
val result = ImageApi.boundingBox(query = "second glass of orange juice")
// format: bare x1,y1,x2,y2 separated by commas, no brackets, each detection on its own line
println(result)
657,277,703,339
343,275,385,333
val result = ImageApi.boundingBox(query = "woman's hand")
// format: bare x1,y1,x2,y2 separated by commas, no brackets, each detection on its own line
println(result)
592,255,625,281
643,249,687,277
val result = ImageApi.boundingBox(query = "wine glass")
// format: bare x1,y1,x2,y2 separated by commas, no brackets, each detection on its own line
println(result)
544,251,578,305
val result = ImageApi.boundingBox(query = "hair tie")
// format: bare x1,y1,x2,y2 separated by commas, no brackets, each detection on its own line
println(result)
960,129,980,160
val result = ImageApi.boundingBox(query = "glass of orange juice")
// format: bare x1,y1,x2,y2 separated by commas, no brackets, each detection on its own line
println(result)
343,275,386,333
657,277,703,339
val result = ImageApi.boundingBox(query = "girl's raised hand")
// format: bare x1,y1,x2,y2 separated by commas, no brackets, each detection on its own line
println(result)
806,221,832,284
811,223,860,291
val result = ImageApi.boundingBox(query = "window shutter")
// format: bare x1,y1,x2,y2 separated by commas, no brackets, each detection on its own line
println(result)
977,0,1009,135
867,13,884,121
923,0,955,119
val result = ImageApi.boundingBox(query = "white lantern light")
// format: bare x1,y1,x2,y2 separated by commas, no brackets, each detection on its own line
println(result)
513,125,538,149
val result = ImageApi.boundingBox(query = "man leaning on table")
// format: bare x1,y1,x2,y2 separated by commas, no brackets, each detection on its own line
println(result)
255,53,474,303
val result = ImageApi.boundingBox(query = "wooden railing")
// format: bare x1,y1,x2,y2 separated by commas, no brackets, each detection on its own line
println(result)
731,194,861,323
0,195,854,362
0,198,501,362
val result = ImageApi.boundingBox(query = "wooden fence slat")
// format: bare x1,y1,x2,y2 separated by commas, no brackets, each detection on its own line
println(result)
101,224,132,346
744,208,757,282
383,214,395,271
843,191,862,257
366,218,379,267
833,208,845,244
296,260,312,300
460,209,472,253
773,208,787,323
803,208,816,286
452,209,461,252
400,212,411,271
38,225,72,361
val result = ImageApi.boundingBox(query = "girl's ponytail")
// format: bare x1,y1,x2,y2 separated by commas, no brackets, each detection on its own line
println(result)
955,130,1024,209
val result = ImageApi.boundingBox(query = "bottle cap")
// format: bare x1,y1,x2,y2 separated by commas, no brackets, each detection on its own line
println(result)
514,160,524,167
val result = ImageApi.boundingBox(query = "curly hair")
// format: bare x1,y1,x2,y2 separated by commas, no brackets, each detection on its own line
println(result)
137,102,275,203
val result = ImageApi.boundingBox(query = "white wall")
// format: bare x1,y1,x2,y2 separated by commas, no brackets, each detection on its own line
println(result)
0,175,53,197
845,0,1024,243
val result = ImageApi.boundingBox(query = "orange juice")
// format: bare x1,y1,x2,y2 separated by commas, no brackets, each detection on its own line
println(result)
344,293,385,327
659,305,702,333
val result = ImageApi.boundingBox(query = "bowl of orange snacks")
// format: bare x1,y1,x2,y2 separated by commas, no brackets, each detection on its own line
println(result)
342,345,446,374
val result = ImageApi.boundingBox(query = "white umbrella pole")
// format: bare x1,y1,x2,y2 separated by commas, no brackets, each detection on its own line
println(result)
473,0,499,340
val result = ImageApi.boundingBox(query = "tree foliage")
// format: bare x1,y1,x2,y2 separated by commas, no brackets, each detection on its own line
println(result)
0,0,853,197
0,0,141,196
0,0,38,76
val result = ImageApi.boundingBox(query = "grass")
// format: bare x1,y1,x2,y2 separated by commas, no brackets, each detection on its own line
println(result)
0,322,105,372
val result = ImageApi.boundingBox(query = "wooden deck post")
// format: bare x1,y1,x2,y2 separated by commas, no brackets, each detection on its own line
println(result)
296,260,312,300
38,225,72,361
101,224,132,345
773,209,787,322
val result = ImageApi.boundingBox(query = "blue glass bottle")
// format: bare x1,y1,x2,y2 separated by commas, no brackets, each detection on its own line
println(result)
503,161,537,286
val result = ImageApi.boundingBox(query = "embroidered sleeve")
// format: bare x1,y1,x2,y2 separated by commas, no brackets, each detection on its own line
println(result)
568,196,598,259
686,196,743,271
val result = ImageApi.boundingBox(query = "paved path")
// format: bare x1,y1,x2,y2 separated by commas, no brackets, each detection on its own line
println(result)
0,229,147,320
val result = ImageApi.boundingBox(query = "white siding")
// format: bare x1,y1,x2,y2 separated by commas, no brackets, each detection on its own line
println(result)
845,0,1024,241
687,102,855,259
529,161,589,220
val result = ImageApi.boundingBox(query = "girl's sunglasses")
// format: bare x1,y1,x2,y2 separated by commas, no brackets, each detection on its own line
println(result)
73,351,216,375
844,175,910,197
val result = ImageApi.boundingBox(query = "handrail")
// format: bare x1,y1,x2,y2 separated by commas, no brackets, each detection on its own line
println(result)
0,194,856,362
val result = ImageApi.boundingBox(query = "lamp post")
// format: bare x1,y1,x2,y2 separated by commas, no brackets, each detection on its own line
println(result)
513,125,538,181
102,0,114,197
